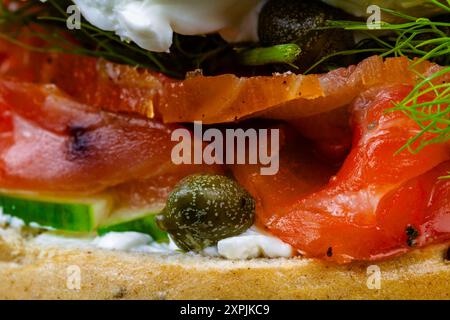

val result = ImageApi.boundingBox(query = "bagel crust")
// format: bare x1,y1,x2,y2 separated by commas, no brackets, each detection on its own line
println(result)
0,227,449,300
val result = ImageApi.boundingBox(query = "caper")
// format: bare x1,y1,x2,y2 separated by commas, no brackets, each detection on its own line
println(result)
258,0,355,72
156,174,255,252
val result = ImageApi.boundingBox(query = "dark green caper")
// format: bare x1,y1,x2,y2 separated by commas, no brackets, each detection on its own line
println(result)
258,0,355,72
156,174,255,252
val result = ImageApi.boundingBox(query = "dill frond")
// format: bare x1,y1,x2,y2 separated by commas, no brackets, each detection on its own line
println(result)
389,66,450,154
0,0,232,78
307,6,450,73
321,0,449,164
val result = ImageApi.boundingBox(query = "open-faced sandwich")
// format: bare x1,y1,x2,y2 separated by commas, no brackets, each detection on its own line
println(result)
0,0,449,299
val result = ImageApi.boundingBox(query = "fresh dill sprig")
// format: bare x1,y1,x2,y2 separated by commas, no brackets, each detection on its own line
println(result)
306,2,450,73
236,44,301,67
389,66,449,154
0,0,232,78
316,0,450,162
0,1,301,76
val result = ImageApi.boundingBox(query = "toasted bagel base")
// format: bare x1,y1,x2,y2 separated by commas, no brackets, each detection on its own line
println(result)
0,227,449,299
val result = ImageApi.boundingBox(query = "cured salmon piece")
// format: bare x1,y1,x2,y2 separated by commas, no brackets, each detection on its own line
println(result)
0,37,169,117
0,37,50,82
291,106,352,163
0,79,222,195
108,174,193,210
43,55,170,118
1,38,446,125
50,54,446,124
233,85,450,263
232,130,338,214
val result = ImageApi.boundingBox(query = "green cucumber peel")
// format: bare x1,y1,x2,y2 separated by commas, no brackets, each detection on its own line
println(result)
0,190,168,241
0,190,112,232
98,208,168,242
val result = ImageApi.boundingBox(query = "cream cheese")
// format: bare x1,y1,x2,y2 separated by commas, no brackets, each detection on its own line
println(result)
1,207,293,259
0,208,25,230
30,226,293,259
173,227,294,259
216,228,293,259
93,231,152,250
72,0,265,52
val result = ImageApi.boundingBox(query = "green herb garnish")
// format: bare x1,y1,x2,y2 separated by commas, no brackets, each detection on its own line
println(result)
0,0,232,79
316,0,449,160
237,44,301,67
439,172,450,180
388,66,449,154
307,1,450,73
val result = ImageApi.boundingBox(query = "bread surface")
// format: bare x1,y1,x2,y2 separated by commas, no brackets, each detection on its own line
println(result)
0,227,449,300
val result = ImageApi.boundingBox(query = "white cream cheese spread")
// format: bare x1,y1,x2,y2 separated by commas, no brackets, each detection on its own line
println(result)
216,228,293,259
1,208,293,259
71,0,266,52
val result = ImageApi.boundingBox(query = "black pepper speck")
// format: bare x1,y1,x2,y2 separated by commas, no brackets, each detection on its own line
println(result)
406,225,419,247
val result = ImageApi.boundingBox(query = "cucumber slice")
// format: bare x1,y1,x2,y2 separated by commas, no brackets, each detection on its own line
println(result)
0,190,112,232
0,190,168,240
98,208,168,242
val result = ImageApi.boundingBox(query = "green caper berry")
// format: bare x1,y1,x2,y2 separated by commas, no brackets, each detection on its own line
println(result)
156,174,255,252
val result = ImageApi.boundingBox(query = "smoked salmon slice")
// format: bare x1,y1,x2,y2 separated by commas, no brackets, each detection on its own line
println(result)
50,54,447,124
0,79,222,196
1,38,447,125
233,85,450,263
